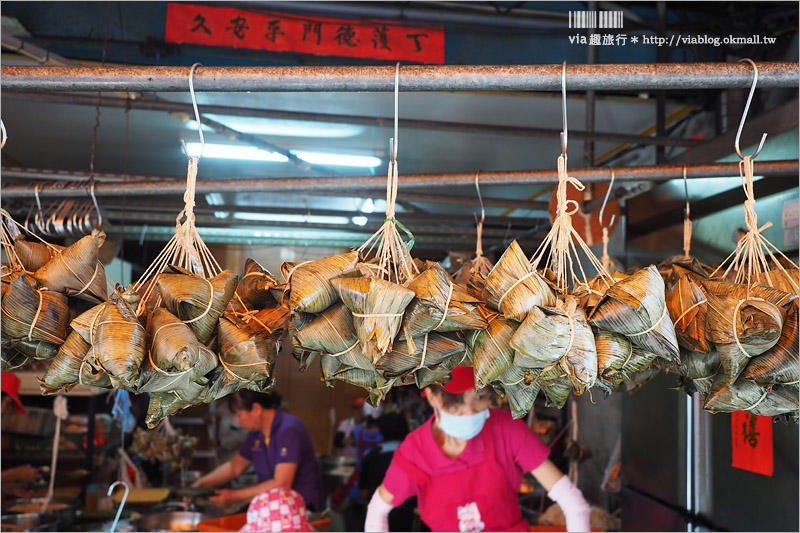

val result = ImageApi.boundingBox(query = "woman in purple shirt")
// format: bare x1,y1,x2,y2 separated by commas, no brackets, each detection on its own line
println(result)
192,391,322,511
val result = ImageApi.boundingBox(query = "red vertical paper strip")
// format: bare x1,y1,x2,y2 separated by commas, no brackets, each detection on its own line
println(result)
731,411,773,476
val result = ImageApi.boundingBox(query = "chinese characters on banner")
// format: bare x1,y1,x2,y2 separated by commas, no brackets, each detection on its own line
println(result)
165,3,445,64
730,411,773,476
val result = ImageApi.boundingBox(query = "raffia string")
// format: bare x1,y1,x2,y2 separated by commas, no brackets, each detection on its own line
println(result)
27,289,44,341
743,386,772,412
413,333,430,372
627,306,668,337
329,342,359,358
497,270,540,310
132,157,223,315
530,154,612,292
683,218,693,259
432,282,454,330
674,298,707,328
351,312,404,318
601,226,611,271
356,142,417,285
712,156,799,291
182,278,214,324
72,261,100,297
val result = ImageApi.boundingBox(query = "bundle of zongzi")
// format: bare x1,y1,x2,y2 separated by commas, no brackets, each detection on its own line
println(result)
39,330,92,394
229,258,280,313
704,375,798,417
375,333,465,379
294,303,370,370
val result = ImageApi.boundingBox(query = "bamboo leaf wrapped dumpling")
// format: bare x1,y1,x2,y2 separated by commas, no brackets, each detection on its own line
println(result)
376,333,465,379
742,300,799,387
492,365,542,419
1,273,69,345
330,276,415,364
703,280,793,384
481,240,556,321
92,291,147,390
401,263,488,339
229,258,281,313
39,330,92,395
665,274,711,353
293,303,371,370
14,238,64,272
593,328,658,392
281,250,359,313
145,379,209,428
467,309,518,389
589,265,680,365
704,375,798,417
157,266,238,344
217,311,282,387
34,229,108,303
136,308,219,393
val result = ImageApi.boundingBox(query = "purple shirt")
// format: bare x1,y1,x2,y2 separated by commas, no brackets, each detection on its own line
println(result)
383,409,550,506
238,410,322,511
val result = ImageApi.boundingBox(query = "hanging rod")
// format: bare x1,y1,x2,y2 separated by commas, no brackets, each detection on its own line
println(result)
2,160,796,198
4,92,700,148
2,63,798,92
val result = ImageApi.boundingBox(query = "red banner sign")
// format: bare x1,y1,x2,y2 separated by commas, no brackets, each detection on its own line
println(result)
165,3,445,64
731,411,773,476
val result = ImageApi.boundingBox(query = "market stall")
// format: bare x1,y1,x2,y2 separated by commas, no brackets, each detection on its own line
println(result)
1,2,798,532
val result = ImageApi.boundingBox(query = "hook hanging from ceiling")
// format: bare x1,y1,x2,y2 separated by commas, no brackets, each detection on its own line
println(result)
734,58,768,161
1,120,7,150
598,167,616,230
188,62,204,160
560,61,568,157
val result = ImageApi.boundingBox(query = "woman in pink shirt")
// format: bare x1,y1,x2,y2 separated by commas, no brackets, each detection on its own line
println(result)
364,366,591,532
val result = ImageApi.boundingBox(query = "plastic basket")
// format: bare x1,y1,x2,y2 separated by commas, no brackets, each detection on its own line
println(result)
197,513,331,532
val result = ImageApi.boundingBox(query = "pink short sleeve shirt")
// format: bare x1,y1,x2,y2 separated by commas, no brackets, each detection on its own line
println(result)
383,409,550,506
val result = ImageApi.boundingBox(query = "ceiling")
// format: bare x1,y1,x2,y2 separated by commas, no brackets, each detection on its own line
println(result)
1,1,798,266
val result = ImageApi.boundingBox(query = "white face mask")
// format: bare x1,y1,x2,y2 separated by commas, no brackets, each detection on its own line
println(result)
433,396,489,440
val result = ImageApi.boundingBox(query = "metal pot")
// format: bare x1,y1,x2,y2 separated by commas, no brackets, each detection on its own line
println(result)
132,511,212,532
3,499,75,529
0,512,59,532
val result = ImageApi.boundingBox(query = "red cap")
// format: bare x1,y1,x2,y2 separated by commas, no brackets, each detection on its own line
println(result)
1,372,26,414
352,397,365,408
442,366,476,394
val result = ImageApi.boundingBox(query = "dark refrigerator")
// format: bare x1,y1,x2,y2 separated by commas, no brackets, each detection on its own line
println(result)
621,373,799,532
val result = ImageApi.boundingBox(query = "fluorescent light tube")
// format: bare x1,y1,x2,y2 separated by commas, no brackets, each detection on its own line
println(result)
292,150,381,168
185,142,288,162
233,212,350,225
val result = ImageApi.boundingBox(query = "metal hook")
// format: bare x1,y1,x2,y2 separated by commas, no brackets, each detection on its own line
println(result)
189,62,204,160
683,165,690,220
1,119,7,150
599,168,616,229
560,61,568,156
392,62,400,162
474,171,485,224
734,58,768,160
107,480,130,532
89,181,103,229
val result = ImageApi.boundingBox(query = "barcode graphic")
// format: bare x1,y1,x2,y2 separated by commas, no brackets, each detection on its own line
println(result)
568,11,624,29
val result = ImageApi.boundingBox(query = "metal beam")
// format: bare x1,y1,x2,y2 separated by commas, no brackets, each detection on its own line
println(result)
2,160,796,198
3,63,798,92
3,92,701,148
82,202,544,226
627,175,799,239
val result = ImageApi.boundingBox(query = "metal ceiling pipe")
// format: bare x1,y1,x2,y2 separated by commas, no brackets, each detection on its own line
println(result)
4,92,701,148
2,160,796,198
3,63,798,92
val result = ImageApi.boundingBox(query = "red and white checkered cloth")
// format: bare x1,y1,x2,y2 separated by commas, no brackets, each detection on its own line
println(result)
239,487,313,532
